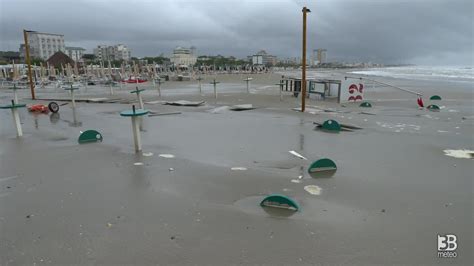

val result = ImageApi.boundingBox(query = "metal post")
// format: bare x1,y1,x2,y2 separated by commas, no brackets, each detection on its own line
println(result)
23,29,35,100
131,116,141,152
244,77,252,93
71,90,76,108
13,85,18,104
157,78,162,97
301,7,310,112
197,76,203,95
211,79,219,99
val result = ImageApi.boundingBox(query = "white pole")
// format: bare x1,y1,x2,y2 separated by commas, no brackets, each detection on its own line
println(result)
213,82,217,99
13,90,18,104
155,79,161,97
109,84,114,95
71,90,76,108
198,79,202,95
131,116,142,152
137,93,144,109
11,108,23,137
280,84,283,101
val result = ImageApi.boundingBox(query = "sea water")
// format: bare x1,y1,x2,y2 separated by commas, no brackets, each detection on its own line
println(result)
350,66,473,83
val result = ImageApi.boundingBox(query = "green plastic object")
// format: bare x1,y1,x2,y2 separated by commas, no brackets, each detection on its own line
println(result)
308,158,337,173
359,102,372,108
430,95,442,100
130,88,145,94
260,194,300,211
78,130,103,144
120,109,149,117
427,104,440,111
0,103,26,109
321,119,341,132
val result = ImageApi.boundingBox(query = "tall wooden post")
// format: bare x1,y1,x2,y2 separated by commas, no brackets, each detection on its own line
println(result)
301,7,310,112
23,29,35,100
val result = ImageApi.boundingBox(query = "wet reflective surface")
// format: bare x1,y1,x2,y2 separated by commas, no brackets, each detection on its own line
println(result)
0,74,473,264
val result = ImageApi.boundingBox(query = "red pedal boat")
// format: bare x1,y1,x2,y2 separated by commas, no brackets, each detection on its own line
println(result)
122,77,147,83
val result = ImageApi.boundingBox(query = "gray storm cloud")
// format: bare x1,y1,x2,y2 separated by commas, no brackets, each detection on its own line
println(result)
0,0,472,65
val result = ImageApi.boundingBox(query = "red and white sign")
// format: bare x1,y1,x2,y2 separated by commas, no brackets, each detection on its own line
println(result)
340,79,364,103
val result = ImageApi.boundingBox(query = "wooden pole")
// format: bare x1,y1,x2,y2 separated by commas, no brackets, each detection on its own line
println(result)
301,7,310,112
23,30,35,99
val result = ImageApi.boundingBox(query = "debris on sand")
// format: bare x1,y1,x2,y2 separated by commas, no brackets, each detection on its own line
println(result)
133,162,144,166
142,152,154,157
289,150,308,160
231,167,247,171
314,121,363,130
208,106,230,113
159,154,175,159
304,185,321,195
229,104,256,111
164,100,205,107
291,179,302,184
148,112,181,117
443,149,474,159
145,100,163,105
360,111,376,115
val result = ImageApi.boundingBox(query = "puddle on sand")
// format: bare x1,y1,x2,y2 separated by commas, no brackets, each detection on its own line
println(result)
231,167,247,171
304,185,322,195
443,149,474,159
159,154,175,158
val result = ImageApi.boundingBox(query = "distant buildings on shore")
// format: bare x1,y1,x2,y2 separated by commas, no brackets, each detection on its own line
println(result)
18,31,89,63
248,50,277,66
170,46,197,66
6,31,383,68
66,47,85,62
20,31,65,61
93,44,131,62
312,48,327,66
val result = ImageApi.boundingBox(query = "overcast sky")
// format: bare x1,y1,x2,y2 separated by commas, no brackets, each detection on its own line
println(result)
0,0,472,65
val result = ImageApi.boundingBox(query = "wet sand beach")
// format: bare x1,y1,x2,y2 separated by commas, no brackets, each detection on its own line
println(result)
0,71,472,264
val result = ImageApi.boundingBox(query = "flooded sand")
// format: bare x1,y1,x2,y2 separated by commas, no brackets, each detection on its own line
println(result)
0,73,472,264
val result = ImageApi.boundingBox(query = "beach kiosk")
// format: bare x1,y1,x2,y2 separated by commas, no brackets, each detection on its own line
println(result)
120,105,149,152
1,100,26,137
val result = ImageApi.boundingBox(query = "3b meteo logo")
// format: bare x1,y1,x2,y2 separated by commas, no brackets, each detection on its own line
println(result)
437,234,457,258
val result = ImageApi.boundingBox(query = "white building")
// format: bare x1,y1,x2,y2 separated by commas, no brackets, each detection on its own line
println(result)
93,44,131,61
248,50,277,66
170,46,197,66
20,31,66,60
312,49,327,65
66,47,86,62
93,45,107,61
